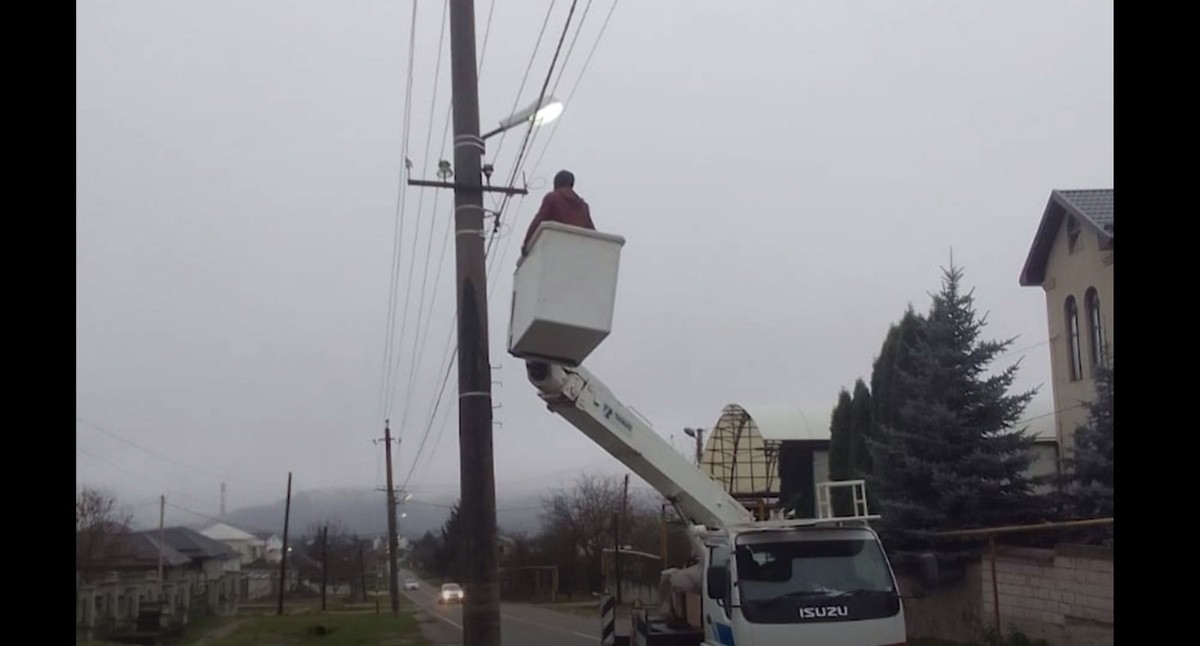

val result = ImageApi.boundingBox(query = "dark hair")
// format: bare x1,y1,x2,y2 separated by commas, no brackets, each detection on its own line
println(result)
553,170,575,189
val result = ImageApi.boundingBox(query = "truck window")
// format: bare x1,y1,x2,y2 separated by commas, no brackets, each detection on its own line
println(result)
734,539,900,624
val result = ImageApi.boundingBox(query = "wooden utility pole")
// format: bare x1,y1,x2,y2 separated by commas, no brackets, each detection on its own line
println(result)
382,421,401,616
158,495,165,598
359,542,368,602
277,472,292,616
613,513,622,605
321,524,329,612
448,0,500,643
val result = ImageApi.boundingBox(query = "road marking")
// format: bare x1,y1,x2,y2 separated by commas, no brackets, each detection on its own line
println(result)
501,611,600,642
398,576,596,642
402,590,464,630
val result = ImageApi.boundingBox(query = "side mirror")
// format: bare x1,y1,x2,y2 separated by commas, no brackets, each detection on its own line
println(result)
705,567,727,599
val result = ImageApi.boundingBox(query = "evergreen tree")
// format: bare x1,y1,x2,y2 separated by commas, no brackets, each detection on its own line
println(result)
871,307,927,442
1065,364,1113,520
868,264,1040,561
826,389,854,515
848,379,873,481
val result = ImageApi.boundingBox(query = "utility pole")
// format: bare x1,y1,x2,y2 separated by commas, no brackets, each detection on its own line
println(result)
277,472,292,616
448,0,500,643
321,524,328,612
359,542,368,603
158,495,165,599
382,421,401,617
616,474,630,605
612,513,621,605
220,482,226,517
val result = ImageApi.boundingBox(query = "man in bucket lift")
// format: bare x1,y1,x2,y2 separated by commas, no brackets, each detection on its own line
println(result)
522,169,595,383
520,169,595,256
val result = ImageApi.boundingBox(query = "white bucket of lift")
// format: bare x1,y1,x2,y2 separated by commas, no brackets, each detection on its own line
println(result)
508,222,626,366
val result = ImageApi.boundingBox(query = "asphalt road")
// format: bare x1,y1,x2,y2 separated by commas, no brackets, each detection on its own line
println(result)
399,570,604,646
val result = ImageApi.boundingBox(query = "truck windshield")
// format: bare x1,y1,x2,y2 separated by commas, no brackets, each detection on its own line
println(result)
735,538,895,602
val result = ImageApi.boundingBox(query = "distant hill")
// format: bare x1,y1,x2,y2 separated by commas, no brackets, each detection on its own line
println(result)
218,487,544,540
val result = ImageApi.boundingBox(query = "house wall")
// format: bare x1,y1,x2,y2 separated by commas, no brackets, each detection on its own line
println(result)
1041,215,1113,456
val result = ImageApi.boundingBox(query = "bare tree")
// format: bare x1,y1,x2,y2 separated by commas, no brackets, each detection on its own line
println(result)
76,487,133,589
300,519,362,596
539,473,669,595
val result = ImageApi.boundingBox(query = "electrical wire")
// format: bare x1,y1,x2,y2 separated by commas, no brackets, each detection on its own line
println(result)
525,0,620,178
486,0,559,195
487,0,620,289
379,0,422,422
76,446,206,507
389,0,451,425
76,417,273,486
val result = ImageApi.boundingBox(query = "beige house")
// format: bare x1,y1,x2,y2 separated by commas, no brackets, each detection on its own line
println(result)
1019,189,1113,460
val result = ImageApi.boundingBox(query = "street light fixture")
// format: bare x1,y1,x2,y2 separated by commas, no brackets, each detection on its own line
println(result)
481,95,564,140
683,427,705,466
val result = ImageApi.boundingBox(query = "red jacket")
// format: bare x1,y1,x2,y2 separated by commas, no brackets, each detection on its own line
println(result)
522,187,594,254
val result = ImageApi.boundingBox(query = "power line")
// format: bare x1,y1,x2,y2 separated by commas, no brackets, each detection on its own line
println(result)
379,0,422,422
76,417,271,487
1017,402,1085,427
488,0,621,285
166,501,228,527
526,0,621,177
388,0,451,425
486,0,559,192
75,446,205,507
547,0,595,98
500,0,579,215
476,0,499,75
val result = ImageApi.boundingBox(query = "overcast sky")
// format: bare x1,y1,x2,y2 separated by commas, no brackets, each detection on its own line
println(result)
76,0,1113,525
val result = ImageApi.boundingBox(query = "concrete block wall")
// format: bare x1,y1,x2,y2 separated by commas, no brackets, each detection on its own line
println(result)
981,544,1112,645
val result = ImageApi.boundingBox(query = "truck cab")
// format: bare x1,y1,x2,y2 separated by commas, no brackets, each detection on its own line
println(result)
703,523,905,646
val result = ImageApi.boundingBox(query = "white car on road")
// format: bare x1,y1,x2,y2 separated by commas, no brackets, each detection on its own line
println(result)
439,582,464,604
403,579,419,590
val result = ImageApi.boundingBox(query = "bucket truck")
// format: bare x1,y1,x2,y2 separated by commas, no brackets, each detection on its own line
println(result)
508,222,910,646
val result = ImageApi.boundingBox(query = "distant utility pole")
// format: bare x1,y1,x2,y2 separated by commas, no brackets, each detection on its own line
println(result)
220,482,226,517
448,1,500,643
277,472,293,616
158,494,165,598
378,421,401,617
321,524,329,612
359,542,368,603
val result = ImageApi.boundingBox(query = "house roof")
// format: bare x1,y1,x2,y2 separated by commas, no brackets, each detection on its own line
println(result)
200,522,262,542
1020,189,1114,286
136,526,239,561
78,531,192,570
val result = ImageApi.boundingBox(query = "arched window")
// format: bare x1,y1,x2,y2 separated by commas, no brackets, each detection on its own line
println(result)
1065,296,1082,381
1085,288,1107,370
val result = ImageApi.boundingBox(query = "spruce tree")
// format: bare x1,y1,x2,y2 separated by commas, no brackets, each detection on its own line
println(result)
826,389,854,516
1066,364,1113,520
868,264,1040,561
848,379,873,481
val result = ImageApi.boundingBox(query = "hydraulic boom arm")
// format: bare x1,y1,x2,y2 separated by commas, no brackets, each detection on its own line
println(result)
528,362,753,529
